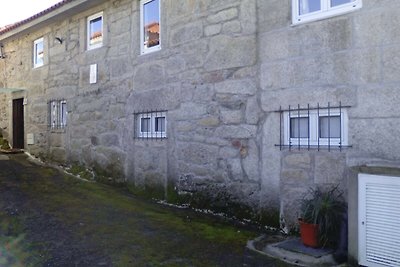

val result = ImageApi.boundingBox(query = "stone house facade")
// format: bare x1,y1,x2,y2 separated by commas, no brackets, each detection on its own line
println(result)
1,0,400,264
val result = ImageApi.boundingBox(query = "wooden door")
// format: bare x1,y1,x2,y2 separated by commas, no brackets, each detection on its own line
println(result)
12,98,24,149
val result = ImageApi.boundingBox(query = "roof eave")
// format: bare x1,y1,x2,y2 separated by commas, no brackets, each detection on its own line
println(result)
0,0,107,42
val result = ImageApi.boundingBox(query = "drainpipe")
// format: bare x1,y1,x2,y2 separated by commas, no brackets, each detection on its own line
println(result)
0,43,6,88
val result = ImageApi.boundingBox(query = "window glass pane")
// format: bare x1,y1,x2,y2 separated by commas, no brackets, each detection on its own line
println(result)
155,117,165,132
290,117,309,138
331,0,354,7
35,40,44,66
143,0,160,49
319,116,341,138
61,102,67,127
141,118,150,132
51,101,57,128
89,16,103,46
299,0,321,15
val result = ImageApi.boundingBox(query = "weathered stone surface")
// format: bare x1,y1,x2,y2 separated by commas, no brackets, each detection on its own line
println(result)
214,79,256,95
198,116,220,127
133,62,165,90
207,8,238,24
179,142,219,165
170,21,203,46
205,35,256,71
214,125,257,139
227,158,243,181
283,153,312,170
220,109,242,124
281,169,311,185
314,153,346,184
222,20,241,34
242,140,260,182
204,24,222,36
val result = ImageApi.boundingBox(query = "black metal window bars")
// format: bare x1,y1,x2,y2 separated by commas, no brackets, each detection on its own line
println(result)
134,110,167,140
48,99,67,130
275,102,352,151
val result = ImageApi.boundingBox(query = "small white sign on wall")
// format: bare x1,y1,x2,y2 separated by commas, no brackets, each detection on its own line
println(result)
90,64,97,84
27,133,34,145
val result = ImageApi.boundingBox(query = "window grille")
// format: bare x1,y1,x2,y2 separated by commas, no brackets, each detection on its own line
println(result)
48,99,67,130
276,102,351,151
134,110,167,140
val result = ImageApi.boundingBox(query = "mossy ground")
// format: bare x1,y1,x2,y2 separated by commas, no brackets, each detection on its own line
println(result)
0,154,292,266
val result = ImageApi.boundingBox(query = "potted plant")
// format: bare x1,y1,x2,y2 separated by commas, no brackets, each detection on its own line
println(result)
299,185,346,248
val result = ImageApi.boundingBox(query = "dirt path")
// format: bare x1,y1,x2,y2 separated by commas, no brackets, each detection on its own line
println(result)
0,154,289,267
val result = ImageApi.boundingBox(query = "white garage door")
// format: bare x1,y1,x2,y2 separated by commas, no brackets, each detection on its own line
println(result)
359,173,400,267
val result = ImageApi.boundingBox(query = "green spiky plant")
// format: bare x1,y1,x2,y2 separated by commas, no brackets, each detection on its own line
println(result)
300,185,346,248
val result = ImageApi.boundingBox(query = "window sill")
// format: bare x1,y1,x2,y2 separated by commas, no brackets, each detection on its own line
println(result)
140,46,161,56
292,4,362,26
49,128,66,134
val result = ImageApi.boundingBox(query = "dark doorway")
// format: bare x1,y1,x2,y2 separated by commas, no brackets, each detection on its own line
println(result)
12,98,24,149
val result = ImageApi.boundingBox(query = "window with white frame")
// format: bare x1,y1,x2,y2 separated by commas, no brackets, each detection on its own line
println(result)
87,12,103,50
282,106,348,148
33,38,44,68
49,100,67,129
292,0,362,24
140,0,161,54
136,111,167,139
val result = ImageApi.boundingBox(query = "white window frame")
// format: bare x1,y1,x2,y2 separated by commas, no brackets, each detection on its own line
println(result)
49,100,67,129
137,111,167,138
283,108,348,147
33,37,44,68
292,0,362,25
140,0,161,55
87,12,104,50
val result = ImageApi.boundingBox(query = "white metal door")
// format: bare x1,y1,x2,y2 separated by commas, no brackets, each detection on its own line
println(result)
359,173,400,267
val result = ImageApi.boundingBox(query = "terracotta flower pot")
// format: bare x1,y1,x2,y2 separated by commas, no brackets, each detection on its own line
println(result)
299,219,320,248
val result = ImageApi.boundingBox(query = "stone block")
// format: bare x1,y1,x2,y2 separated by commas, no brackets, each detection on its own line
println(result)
99,133,120,147
198,116,220,127
314,153,346,184
178,142,219,165
133,62,165,90
281,169,311,184
222,20,241,34
245,96,260,124
170,21,203,46
242,140,260,182
382,45,400,82
220,109,242,124
239,0,256,34
227,158,243,181
214,124,257,139
207,8,238,24
214,78,256,95
173,103,207,120
205,24,222,36
283,153,312,170
219,146,239,158
215,94,245,110
109,16,131,35
205,35,256,71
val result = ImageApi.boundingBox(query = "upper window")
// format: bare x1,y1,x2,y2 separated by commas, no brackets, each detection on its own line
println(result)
292,0,362,24
283,107,348,148
49,100,67,130
140,0,161,54
87,12,103,50
33,38,44,68
135,111,167,139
